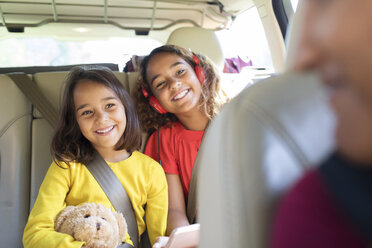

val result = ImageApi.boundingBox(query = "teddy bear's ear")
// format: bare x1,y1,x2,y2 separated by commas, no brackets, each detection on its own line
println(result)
114,211,127,241
54,205,76,231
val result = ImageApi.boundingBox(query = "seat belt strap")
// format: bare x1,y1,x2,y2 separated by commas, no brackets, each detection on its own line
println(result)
86,151,139,248
7,73,58,127
119,243,135,248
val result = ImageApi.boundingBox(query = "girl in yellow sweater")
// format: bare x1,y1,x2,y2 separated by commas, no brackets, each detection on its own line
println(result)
23,66,168,248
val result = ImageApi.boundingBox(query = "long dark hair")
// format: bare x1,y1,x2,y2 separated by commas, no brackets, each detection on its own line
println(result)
134,44,229,133
51,66,141,165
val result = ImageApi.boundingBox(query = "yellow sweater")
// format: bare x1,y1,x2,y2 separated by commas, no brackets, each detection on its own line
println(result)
23,151,168,248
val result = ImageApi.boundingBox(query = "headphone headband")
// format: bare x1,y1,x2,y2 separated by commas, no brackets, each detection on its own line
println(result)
193,55,200,65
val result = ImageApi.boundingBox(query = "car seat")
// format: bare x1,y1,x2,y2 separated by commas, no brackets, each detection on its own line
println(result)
197,71,336,247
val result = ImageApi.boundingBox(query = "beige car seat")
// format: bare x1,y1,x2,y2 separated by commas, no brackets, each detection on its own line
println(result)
197,71,336,247
166,27,224,70
0,75,33,247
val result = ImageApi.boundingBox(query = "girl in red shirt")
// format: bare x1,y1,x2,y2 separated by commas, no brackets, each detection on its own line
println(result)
134,45,228,237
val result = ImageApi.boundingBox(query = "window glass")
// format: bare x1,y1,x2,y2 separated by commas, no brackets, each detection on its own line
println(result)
216,7,273,97
216,7,273,70
0,36,162,70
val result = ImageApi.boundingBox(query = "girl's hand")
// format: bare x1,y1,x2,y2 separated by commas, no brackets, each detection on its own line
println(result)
152,236,169,248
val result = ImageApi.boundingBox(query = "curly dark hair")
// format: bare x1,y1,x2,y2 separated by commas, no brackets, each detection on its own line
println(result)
51,66,141,165
134,45,229,133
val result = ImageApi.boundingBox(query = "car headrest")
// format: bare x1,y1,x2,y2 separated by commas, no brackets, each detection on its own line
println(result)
198,71,336,248
32,71,129,118
166,27,224,70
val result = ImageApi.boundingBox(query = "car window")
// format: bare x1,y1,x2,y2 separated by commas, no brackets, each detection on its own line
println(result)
216,7,274,97
0,37,162,70
217,7,273,70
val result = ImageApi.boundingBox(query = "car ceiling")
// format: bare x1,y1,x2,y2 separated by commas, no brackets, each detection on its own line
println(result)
0,0,254,40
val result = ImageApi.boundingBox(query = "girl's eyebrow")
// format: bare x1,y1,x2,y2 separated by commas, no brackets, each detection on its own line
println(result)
102,96,118,101
76,104,88,112
76,96,118,111
150,61,184,86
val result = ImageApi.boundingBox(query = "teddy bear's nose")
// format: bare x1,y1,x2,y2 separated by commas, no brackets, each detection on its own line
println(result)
96,222,101,231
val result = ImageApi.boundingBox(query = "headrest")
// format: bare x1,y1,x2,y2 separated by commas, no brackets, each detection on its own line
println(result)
166,27,224,70
32,72,128,118
198,71,336,247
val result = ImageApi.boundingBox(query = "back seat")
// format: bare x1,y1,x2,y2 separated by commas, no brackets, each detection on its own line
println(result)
0,74,32,247
1,27,227,247
0,69,140,247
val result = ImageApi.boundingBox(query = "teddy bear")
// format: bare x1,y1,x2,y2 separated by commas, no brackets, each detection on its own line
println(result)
55,202,127,248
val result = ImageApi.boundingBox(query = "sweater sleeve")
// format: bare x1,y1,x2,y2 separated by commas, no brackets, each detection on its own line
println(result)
145,160,168,245
23,162,85,248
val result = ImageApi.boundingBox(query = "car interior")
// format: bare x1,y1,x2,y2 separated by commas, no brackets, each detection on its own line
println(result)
0,0,337,247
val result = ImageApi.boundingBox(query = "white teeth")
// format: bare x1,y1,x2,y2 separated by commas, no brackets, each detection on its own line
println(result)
173,90,188,100
96,126,114,134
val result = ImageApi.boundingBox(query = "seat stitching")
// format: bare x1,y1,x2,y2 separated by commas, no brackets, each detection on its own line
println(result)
0,113,31,138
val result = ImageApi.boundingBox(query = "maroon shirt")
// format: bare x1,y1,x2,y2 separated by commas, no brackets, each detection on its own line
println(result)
270,169,368,248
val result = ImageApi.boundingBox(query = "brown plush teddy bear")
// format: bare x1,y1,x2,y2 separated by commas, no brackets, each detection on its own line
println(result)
55,203,127,248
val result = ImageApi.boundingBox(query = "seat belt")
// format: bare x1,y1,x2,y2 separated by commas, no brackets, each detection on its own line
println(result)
86,151,139,248
8,72,141,248
7,73,58,127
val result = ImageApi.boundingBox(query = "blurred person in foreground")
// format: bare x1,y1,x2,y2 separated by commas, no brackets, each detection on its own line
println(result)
271,0,372,247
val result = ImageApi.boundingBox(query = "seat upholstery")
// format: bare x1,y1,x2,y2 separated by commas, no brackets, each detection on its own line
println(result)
166,27,224,70
197,72,336,248
0,75,32,247
126,71,140,97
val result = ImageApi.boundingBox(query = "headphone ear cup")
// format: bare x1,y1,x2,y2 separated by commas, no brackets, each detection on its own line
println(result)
194,64,205,84
142,83,167,114
149,96,168,114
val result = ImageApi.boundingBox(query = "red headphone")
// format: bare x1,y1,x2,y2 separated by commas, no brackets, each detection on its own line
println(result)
193,55,205,84
141,84,168,114
142,55,205,114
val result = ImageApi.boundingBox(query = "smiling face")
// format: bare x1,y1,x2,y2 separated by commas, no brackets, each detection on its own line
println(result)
145,52,202,116
74,80,127,153
294,0,372,164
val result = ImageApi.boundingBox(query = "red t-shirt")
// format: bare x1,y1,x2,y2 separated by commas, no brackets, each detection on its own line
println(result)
144,121,204,200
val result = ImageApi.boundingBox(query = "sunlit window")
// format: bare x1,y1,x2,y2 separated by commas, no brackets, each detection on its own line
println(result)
215,7,274,97
0,37,162,70
216,7,273,69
